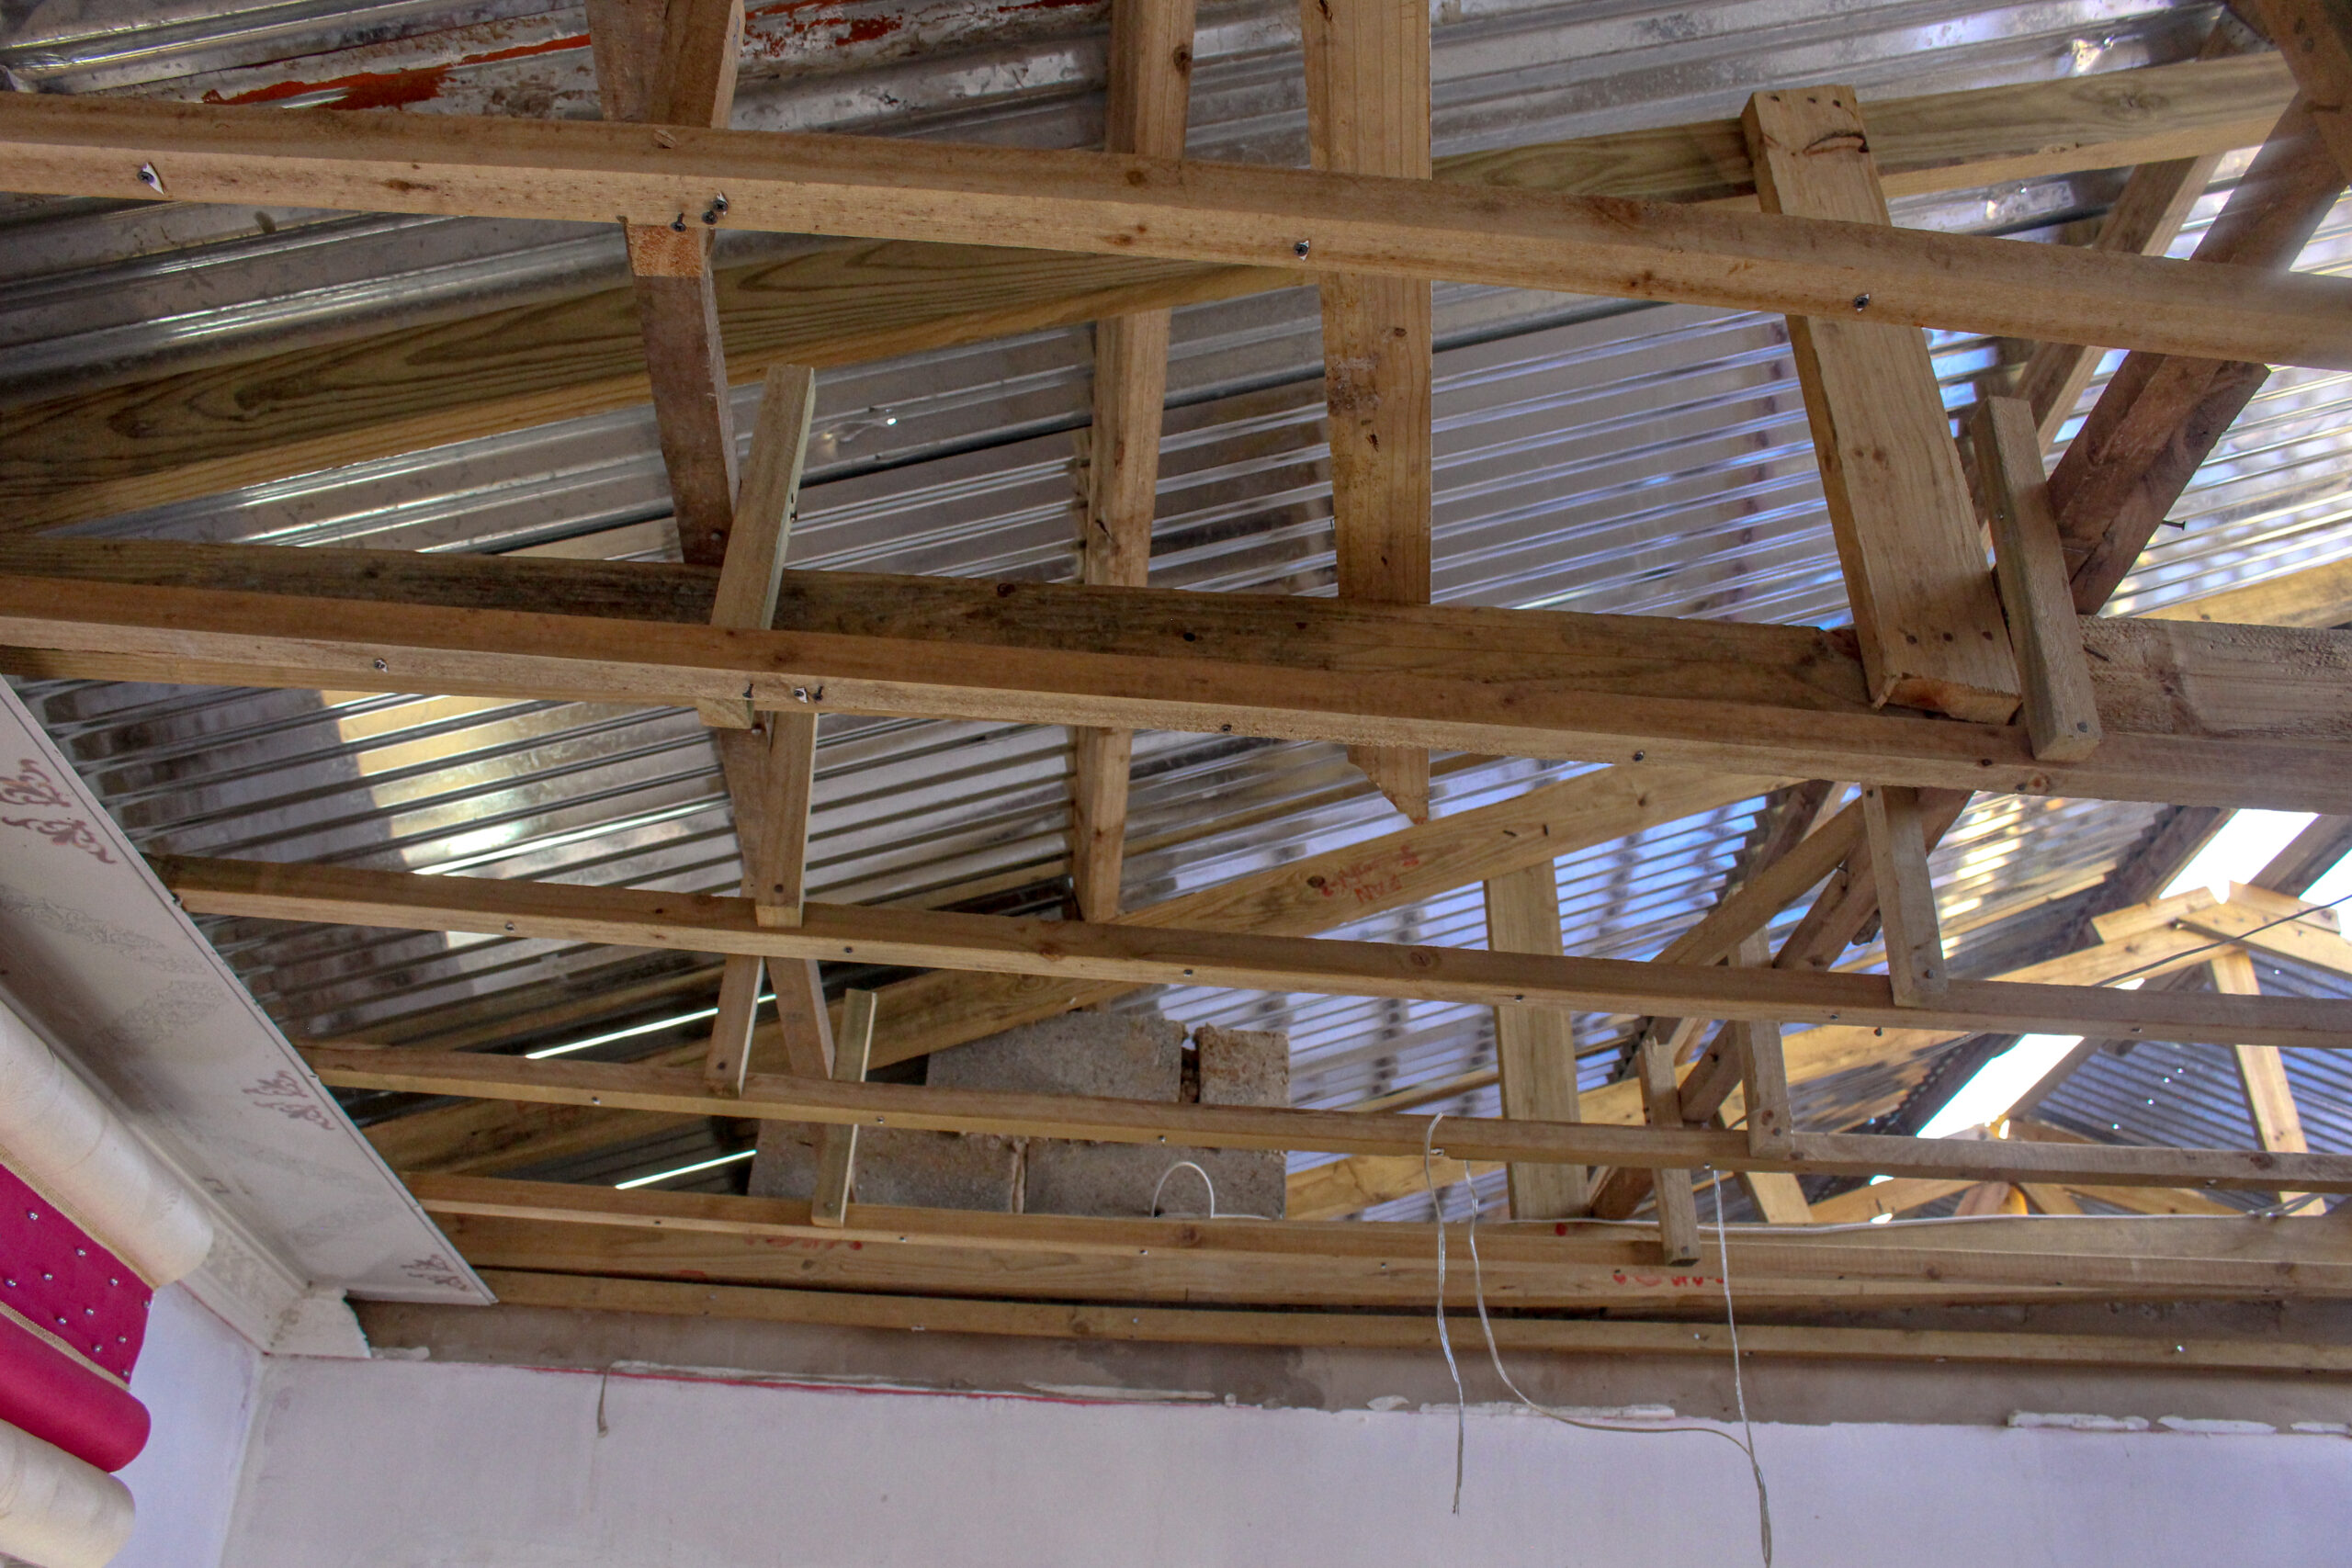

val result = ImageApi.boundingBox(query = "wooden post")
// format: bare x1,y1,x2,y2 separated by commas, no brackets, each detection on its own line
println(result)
701,951,763,1096
1481,861,1588,1217
1734,933,1794,1157
1863,784,1949,1007
1634,1032,1701,1264
1067,0,1198,920
1303,0,1435,823
583,0,748,568
2211,947,2316,1213
1971,395,2102,762
809,988,878,1227
1743,85,2019,723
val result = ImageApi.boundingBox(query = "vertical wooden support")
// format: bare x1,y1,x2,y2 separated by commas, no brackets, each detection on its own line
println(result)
1067,0,1199,921
1634,1032,1701,1265
701,949,763,1096
699,363,818,727
2211,947,2316,1213
770,949,834,1080
1302,0,1434,823
1862,784,1947,1007
1971,396,2102,762
585,0,749,569
1480,861,1588,1218
1742,85,2019,724
690,364,822,1089
809,987,878,1227
1733,932,1794,1158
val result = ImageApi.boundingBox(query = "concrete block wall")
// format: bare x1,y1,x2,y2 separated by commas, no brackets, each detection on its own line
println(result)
750,1012,1288,1218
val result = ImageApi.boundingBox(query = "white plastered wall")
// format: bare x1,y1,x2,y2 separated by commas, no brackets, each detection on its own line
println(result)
192,1351,2352,1568
109,1288,263,1568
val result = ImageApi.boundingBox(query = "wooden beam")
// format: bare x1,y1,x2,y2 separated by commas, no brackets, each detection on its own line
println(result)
1067,0,1198,921
1739,1172,1815,1224
2013,20,2252,446
1633,1023,1701,1263
1863,784,1949,1006
2051,97,2346,612
586,0,748,567
475,1267,2352,1368
1481,862,1587,1218
1303,0,1434,821
6,93,2348,368
6,559,2352,809
413,1177,2352,1309
2211,947,2318,1214
2254,0,2352,177
3,53,2296,532
809,988,876,1228
361,764,1774,1185
1973,397,2103,761
2256,816,2352,896
700,949,762,1097
323,1048,2352,1193
1744,85,2018,723
170,853,2352,1048
1734,931,1795,1155
700,362,818,727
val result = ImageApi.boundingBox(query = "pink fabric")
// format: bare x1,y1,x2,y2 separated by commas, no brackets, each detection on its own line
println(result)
0,1162,151,1383
0,1311,149,1471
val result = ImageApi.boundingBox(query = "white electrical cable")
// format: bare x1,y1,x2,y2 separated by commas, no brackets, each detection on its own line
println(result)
1423,1116,1469,1515
1418,1128,1775,1562
1713,1169,1774,1567
1148,1160,1279,1222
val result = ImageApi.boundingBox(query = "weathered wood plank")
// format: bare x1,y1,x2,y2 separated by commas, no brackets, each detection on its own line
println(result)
1481,861,1587,1218
1745,85,2018,722
179,856,2352,1049
2,54,2296,531
1974,396,2103,761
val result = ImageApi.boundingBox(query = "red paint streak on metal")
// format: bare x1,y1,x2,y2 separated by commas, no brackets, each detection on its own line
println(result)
201,31,590,110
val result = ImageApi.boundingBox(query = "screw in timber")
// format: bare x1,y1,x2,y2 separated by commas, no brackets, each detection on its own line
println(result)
670,212,688,232
136,163,163,193
1293,239,1311,258
703,193,729,225
1852,292,1871,311
373,658,389,672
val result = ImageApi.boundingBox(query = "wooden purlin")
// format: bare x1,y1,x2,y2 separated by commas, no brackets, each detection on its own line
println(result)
4,94,2346,366
322,1052,2352,1193
168,857,2352,1050
0,53,2299,533
5,559,2352,810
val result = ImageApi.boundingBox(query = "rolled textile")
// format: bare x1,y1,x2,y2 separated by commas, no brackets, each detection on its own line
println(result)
0,1002,209,1287
0,1313,148,1474
0,1418,134,1568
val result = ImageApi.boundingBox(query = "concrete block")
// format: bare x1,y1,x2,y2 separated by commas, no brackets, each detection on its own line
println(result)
747,1123,1022,1212
929,1010,1184,1100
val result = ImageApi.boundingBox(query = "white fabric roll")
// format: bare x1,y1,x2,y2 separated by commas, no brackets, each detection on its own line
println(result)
0,1001,211,1286
0,1418,134,1568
